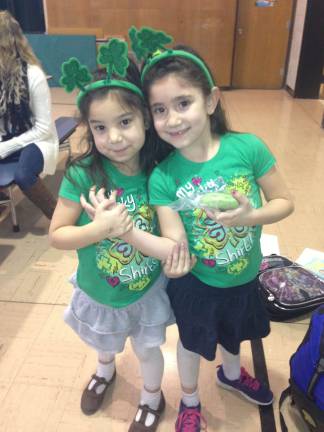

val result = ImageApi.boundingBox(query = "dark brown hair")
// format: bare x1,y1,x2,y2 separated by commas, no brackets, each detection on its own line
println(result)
142,45,232,160
65,58,157,191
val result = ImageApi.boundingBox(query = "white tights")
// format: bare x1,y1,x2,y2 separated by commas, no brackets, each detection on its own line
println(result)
177,339,241,394
130,339,164,426
91,342,164,427
130,338,164,392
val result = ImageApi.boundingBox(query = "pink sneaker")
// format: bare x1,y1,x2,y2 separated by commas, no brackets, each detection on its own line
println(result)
216,365,273,405
175,401,207,431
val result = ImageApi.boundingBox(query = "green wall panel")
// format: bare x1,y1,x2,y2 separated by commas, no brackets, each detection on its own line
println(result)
25,34,97,87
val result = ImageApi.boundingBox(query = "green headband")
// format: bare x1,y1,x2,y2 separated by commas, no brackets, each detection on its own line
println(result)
129,26,215,89
76,79,143,107
60,38,143,107
141,50,215,88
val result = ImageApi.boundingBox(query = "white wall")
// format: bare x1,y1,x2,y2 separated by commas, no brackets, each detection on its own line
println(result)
286,0,307,90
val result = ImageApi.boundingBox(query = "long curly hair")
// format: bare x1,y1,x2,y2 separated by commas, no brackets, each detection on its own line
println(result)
0,10,41,134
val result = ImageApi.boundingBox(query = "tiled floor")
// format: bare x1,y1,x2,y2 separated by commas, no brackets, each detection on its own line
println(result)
0,88,323,431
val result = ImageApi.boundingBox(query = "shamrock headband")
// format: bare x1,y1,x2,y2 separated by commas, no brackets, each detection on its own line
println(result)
60,38,143,107
129,26,215,89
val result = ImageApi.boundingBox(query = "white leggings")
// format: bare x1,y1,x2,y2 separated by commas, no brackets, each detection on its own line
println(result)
177,339,241,390
98,338,164,392
131,338,164,391
98,339,164,392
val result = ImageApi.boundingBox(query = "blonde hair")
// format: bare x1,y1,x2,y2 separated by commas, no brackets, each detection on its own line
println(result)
0,10,42,118
0,10,41,73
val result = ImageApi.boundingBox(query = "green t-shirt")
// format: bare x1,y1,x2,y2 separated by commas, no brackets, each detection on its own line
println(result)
149,133,276,288
60,157,161,308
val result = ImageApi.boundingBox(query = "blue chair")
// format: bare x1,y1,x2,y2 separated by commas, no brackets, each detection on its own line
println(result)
54,116,79,159
0,116,79,231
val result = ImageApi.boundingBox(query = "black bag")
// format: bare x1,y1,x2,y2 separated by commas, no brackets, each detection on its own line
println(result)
258,254,324,321
279,306,324,431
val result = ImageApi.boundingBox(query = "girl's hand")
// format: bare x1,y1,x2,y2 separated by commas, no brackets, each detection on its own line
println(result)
80,187,133,238
163,242,196,278
80,187,116,219
205,191,255,227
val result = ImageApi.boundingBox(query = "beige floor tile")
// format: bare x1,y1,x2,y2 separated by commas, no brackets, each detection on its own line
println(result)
35,305,82,345
10,270,65,304
0,337,34,404
0,303,53,339
14,341,86,388
0,274,24,301
0,383,72,432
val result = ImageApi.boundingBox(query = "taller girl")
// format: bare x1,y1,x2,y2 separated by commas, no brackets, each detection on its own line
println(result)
123,27,294,431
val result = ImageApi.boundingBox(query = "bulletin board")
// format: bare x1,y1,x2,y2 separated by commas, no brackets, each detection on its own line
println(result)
25,34,97,87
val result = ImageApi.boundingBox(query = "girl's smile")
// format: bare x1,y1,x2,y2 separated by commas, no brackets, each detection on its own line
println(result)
167,127,191,138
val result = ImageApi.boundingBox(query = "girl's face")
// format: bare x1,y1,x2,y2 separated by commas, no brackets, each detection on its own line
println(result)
88,92,146,174
148,73,216,155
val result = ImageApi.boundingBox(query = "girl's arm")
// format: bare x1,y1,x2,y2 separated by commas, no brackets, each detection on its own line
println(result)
163,241,197,278
49,193,133,250
253,165,294,224
207,166,294,227
80,190,194,274
121,205,188,261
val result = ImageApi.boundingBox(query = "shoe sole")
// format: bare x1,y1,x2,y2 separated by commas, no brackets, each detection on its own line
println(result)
216,377,274,406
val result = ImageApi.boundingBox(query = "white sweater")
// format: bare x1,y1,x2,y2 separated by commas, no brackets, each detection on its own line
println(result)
0,64,59,175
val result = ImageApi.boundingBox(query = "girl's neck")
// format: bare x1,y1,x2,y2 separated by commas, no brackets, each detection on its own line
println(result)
109,159,141,176
179,132,221,163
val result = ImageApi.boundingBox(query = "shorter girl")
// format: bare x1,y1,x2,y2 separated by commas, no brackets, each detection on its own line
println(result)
117,27,294,431
49,40,184,432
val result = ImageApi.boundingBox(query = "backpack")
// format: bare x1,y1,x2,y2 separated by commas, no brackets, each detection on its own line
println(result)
258,254,324,321
279,306,324,431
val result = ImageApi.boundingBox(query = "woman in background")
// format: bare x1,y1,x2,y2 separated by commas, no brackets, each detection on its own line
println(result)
0,10,58,219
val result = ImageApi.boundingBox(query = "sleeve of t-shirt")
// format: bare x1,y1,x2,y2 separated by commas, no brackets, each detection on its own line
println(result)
59,166,84,203
148,166,174,206
248,134,276,179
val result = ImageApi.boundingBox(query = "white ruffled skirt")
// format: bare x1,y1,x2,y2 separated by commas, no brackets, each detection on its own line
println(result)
64,272,175,353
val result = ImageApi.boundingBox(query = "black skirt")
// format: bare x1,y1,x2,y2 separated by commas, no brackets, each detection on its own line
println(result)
167,272,270,361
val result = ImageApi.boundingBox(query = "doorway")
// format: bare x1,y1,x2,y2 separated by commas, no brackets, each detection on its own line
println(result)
232,0,294,89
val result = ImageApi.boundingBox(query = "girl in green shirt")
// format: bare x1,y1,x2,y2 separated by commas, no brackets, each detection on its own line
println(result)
115,28,294,431
49,41,191,432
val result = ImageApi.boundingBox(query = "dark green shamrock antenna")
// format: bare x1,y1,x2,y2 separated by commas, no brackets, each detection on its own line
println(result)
60,37,143,107
128,26,148,62
60,57,93,92
129,26,173,62
97,38,129,79
129,26,215,89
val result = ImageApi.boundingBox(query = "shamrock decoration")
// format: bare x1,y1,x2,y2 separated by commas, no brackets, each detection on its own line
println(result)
60,57,92,92
129,27,173,62
97,39,129,80
129,26,147,62
60,36,144,105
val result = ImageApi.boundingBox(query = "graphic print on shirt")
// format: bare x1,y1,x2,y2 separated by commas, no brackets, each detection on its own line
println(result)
177,174,257,276
95,187,159,291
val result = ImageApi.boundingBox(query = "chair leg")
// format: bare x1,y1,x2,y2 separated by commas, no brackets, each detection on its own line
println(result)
7,186,20,232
